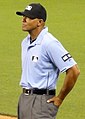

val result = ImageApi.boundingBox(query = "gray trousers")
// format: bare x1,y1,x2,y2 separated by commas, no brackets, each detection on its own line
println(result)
18,93,59,119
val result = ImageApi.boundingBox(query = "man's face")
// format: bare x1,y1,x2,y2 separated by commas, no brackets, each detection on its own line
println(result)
22,16,40,32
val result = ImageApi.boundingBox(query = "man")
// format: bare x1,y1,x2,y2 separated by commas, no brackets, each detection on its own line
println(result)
16,3,80,119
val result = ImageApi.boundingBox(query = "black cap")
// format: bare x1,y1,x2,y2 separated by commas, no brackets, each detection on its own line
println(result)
16,3,47,22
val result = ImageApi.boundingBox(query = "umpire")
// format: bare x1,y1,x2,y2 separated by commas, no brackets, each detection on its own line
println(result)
16,3,80,119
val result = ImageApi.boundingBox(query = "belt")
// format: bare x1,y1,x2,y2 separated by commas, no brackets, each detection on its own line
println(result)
23,88,55,95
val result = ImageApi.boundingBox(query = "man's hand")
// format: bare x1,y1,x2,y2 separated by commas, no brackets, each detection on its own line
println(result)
47,96,63,107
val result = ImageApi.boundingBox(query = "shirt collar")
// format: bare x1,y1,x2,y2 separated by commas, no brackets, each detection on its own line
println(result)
35,26,48,45
27,26,48,46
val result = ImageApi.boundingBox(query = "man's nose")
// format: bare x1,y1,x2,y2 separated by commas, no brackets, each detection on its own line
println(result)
22,16,26,22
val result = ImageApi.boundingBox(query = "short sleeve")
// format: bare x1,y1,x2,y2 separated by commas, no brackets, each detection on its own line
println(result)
46,40,77,73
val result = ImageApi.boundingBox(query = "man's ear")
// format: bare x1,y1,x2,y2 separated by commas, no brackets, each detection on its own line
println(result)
37,19,44,27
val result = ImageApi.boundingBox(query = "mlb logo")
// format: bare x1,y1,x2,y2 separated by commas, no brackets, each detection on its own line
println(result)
32,56,38,62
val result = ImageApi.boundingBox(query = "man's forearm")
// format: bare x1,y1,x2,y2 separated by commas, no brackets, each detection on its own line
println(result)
57,79,76,101
47,65,80,107
58,65,80,101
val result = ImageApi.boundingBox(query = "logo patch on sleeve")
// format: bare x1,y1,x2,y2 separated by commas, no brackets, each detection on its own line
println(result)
62,53,72,62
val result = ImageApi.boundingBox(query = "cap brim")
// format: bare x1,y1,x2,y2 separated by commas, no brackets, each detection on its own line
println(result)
16,11,36,19
16,11,25,16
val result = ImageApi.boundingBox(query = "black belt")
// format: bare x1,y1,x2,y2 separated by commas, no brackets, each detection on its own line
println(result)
23,88,55,95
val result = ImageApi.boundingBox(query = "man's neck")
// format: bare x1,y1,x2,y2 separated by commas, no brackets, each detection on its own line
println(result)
29,26,44,41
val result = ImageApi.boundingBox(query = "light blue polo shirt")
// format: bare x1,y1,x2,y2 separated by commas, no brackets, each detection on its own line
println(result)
20,27,77,89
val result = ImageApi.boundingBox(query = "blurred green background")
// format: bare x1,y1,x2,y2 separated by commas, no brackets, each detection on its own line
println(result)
0,0,85,119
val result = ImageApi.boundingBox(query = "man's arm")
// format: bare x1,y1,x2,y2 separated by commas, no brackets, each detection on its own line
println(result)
47,64,80,107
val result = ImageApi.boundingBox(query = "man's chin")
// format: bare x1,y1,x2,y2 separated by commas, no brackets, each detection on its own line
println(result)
22,29,28,32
